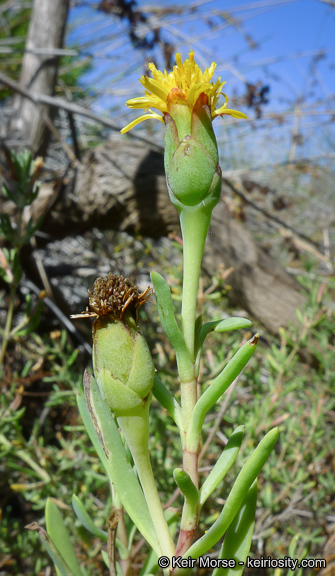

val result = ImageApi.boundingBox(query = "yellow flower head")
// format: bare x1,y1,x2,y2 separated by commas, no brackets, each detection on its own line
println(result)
121,51,247,134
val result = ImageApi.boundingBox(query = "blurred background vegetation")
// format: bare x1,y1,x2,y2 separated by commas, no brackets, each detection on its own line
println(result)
0,1,334,575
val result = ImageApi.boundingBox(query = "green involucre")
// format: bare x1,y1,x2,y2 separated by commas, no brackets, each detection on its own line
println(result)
93,316,154,415
167,136,216,207
163,93,220,208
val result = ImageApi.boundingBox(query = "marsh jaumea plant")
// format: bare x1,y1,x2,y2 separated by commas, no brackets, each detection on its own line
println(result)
42,51,278,576
94,50,277,570
120,51,278,562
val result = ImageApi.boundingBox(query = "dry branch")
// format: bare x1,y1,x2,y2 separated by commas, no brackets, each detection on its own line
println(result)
9,0,70,155
0,70,162,152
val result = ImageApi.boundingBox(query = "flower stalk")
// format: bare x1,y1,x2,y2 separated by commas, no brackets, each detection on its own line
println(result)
118,403,175,559
120,51,277,565
87,274,174,559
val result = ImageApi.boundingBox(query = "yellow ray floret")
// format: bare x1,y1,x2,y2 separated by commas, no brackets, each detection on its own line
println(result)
121,51,247,134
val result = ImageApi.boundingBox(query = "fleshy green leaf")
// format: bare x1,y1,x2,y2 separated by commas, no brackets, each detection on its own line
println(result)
153,375,182,429
26,522,77,576
45,498,84,576
288,533,301,557
151,271,194,381
173,468,198,509
195,317,253,373
71,495,129,559
188,335,259,452
213,480,258,576
79,371,161,556
138,548,159,576
199,426,244,509
186,427,279,559
77,393,110,480
71,495,107,542
213,318,253,332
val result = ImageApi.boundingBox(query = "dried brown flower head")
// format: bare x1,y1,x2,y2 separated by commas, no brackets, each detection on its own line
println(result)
71,274,152,321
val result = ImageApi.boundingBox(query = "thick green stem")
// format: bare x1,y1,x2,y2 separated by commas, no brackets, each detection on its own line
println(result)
180,207,211,360
118,409,175,560
178,439,199,553
179,207,212,485
177,206,212,555
180,378,197,435
182,439,199,488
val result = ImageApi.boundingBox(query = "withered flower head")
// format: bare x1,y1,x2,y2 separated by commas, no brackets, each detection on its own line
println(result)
89,273,152,320
70,274,153,321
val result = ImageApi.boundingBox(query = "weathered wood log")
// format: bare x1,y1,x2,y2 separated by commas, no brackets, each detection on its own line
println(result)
44,137,304,334
46,139,176,236
204,207,305,334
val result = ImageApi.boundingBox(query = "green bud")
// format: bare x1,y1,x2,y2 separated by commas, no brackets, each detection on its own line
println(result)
86,274,154,417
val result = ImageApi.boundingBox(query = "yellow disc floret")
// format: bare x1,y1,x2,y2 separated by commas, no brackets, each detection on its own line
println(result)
121,51,247,134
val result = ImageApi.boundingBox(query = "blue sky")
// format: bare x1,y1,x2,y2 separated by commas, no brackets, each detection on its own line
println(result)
68,0,335,105
67,0,335,164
